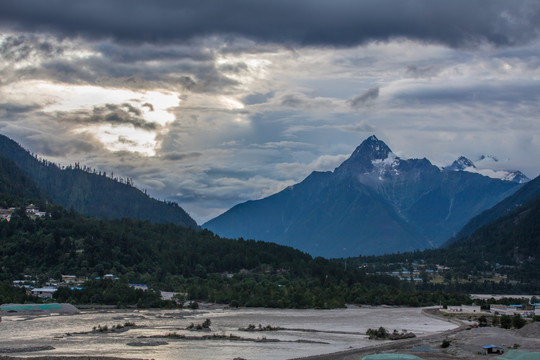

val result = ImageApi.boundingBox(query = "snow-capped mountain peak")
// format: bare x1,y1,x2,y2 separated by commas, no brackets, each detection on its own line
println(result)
444,156,529,184
444,156,476,171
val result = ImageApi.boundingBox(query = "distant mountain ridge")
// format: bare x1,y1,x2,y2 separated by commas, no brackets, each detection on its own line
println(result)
444,155,529,184
204,136,522,257
0,134,197,228
444,174,540,246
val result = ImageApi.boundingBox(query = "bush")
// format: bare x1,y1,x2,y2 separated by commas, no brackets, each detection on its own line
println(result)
188,301,199,309
512,314,526,329
366,326,389,339
441,339,451,348
500,315,512,329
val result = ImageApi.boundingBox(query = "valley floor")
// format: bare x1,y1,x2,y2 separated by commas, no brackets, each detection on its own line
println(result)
0,306,538,360
293,310,540,360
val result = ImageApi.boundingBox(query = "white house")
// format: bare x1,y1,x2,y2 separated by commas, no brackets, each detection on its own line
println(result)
447,305,482,313
31,287,57,299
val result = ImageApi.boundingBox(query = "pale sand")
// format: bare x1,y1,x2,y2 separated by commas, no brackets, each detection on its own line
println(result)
290,311,540,360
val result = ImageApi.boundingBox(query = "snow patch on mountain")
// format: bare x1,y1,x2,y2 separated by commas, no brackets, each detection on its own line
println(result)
372,152,400,178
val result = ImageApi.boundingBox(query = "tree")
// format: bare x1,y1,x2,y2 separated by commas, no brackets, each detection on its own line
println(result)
512,314,526,329
500,315,512,329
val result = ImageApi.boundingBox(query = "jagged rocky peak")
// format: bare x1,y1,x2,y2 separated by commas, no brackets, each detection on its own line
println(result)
352,135,393,160
334,135,399,176
334,135,396,176
445,156,476,171
500,170,530,184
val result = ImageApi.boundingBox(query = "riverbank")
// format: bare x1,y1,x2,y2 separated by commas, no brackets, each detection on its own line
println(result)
291,309,540,360
0,306,482,360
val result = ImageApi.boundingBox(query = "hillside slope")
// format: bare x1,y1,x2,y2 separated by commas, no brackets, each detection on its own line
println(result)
0,134,197,228
0,153,44,208
445,174,540,246
446,189,540,282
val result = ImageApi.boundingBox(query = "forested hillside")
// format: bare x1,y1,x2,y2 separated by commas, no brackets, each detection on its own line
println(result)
0,153,45,208
0,206,470,308
445,174,540,245
0,134,197,228
344,187,540,293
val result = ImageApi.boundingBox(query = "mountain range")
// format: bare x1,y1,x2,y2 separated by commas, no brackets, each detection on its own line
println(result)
204,136,524,257
0,134,197,228
444,155,529,184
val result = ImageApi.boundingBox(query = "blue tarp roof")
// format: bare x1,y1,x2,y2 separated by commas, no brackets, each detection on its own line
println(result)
483,345,506,349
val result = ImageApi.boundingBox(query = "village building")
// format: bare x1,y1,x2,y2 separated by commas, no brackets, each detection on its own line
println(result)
490,304,535,317
103,274,119,280
26,205,47,218
0,208,14,221
30,287,57,299
129,283,149,291
61,275,77,283
446,304,482,313
482,345,506,355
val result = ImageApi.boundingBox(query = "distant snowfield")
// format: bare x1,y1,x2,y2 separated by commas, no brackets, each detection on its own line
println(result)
0,306,457,360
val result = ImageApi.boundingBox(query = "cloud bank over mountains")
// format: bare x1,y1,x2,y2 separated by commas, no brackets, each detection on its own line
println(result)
0,1,539,222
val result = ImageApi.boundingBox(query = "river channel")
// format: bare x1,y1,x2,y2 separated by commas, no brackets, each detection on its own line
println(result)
0,306,457,360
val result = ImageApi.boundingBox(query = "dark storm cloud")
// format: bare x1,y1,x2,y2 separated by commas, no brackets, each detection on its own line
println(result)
59,104,157,130
393,82,540,105
242,91,275,106
0,34,62,61
142,103,154,111
1,1,539,48
281,94,306,108
406,65,440,79
348,87,379,108
0,103,42,115
161,152,202,161
23,132,100,157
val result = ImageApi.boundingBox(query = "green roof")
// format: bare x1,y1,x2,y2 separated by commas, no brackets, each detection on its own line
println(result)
1,303,63,311
361,354,425,360
497,350,540,360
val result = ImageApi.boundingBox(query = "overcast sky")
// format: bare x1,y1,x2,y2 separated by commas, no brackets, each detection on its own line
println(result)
1,0,539,223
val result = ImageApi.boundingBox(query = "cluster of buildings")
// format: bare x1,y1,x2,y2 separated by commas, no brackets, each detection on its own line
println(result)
0,204,47,221
443,303,540,318
12,274,86,299
365,261,441,282
490,303,540,317
12,274,150,299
